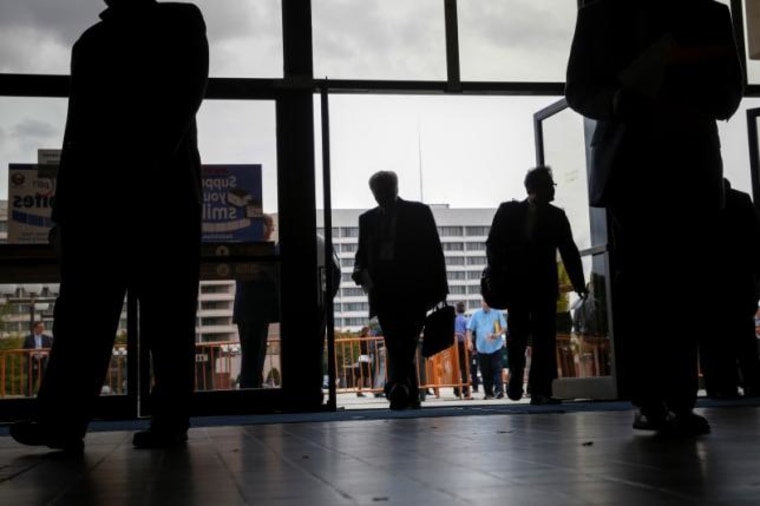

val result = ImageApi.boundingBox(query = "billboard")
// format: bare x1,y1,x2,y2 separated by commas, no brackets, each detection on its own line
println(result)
201,164,265,242
7,158,265,244
7,149,60,244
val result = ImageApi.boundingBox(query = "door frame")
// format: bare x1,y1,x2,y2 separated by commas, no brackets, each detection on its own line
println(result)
745,107,760,207
533,98,618,400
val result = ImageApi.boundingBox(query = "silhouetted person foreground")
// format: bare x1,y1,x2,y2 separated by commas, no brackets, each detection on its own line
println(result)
352,171,448,410
11,0,209,452
701,178,760,398
233,214,279,389
566,0,742,435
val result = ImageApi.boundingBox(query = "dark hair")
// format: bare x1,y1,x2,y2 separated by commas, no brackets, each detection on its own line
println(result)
368,171,398,192
456,301,465,313
524,166,554,193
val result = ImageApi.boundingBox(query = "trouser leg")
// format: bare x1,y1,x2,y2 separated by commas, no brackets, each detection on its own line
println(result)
36,255,126,438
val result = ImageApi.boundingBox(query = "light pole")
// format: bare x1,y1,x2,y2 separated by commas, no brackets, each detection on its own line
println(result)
16,285,55,334
23,284,43,332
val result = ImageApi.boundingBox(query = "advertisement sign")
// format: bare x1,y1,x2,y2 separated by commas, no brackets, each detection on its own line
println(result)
202,164,264,242
8,150,59,244
7,158,265,244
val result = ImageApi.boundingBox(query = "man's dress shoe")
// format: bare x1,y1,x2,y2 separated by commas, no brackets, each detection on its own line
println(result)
10,421,84,454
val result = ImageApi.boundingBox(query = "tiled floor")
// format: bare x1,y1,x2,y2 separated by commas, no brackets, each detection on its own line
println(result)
2,402,760,505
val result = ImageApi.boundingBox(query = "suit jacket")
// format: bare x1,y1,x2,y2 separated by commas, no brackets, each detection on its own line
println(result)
233,243,280,325
354,199,448,317
486,200,585,301
565,0,743,207
23,333,53,371
23,334,53,350
53,1,209,230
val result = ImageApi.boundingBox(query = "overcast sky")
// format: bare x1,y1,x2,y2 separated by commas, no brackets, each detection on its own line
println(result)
0,0,758,230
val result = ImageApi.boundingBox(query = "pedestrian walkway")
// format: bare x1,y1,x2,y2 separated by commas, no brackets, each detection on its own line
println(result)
2,397,760,504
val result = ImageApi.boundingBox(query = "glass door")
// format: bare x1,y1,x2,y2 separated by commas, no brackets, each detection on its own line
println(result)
533,99,617,400
0,247,138,423
744,108,760,205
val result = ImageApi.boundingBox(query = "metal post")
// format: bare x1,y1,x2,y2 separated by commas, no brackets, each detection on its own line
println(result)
29,294,35,330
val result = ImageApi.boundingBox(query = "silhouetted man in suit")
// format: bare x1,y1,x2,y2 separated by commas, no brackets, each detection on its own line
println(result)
22,321,53,397
353,171,448,410
486,166,586,405
566,0,742,434
233,214,279,389
701,178,760,398
11,0,208,452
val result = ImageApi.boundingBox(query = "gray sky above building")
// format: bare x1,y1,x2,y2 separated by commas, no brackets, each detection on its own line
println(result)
0,0,757,220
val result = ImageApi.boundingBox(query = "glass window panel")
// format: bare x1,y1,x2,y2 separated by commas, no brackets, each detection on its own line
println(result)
197,100,278,213
445,256,466,266
0,98,67,204
556,254,612,380
465,226,489,236
343,302,368,312
466,256,485,266
459,0,578,82
341,227,359,238
1,1,283,78
312,0,446,80
541,107,592,251
442,242,464,251
0,3,98,74
342,287,364,297
326,94,558,210
193,0,283,77
743,3,760,84
718,97,760,195
194,99,281,391
439,226,463,237
0,283,129,399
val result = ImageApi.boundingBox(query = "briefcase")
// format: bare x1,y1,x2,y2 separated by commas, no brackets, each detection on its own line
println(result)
422,301,455,358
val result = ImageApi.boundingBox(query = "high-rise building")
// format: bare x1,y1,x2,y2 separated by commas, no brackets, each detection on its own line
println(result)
0,202,497,339
319,205,496,330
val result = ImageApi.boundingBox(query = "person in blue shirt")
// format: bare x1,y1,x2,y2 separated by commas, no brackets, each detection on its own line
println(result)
467,300,507,399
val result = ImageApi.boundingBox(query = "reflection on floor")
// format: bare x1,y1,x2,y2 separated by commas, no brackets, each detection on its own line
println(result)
2,400,760,505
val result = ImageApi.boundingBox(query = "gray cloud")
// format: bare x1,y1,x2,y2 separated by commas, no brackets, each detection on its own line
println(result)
12,119,58,141
0,1,578,78
0,1,278,44
313,0,446,79
195,0,279,41
0,1,99,47
457,1,577,81
0,1,284,75
459,1,576,49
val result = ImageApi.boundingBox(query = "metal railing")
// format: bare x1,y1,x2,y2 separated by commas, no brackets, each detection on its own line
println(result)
0,335,475,399
332,335,473,399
